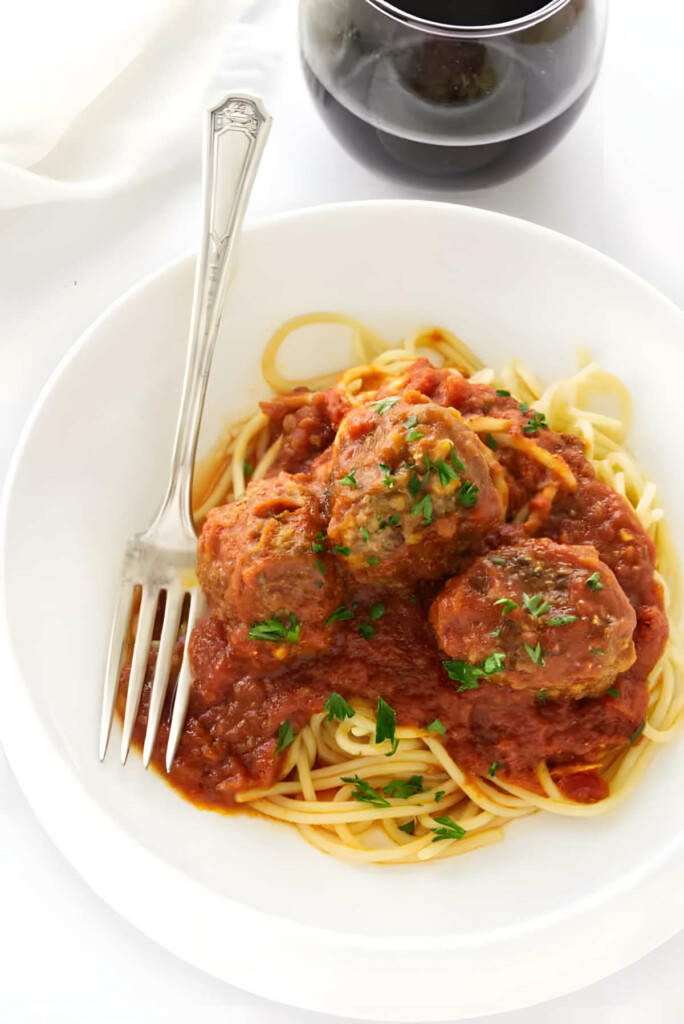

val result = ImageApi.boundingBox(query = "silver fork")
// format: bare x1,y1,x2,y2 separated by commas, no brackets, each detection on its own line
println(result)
99,93,271,771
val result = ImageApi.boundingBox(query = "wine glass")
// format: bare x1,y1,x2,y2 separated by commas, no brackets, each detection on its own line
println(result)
299,0,608,189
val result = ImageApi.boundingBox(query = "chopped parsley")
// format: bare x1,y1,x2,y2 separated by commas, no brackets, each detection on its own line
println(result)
333,545,351,556
485,434,498,450
537,689,548,704
606,687,620,698
411,493,433,525
434,791,446,803
368,556,380,566
488,762,500,778
375,696,396,748
443,654,505,691
378,463,395,488
525,641,545,665
408,470,422,497
358,622,375,641
314,558,326,576
324,692,356,722
523,592,551,618
378,514,401,531
519,402,529,414
248,613,301,644
243,461,253,478
547,614,577,626
494,597,518,615
586,572,604,591
458,481,479,507
630,721,645,744
426,719,446,735
591,648,605,656
311,539,325,553
435,458,459,486
398,819,415,835
495,389,511,398
340,469,358,488
450,449,466,474
490,556,507,567
370,396,400,415
430,816,467,843
404,415,419,429
369,603,386,621
482,652,506,674
422,452,434,475
342,775,390,808
491,626,502,637
275,720,295,754
522,411,548,435
407,429,425,442
384,775,424,799
325,605,355,625
360,526,369,544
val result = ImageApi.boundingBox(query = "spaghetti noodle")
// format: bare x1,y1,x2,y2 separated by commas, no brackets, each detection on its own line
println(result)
172,314,684,864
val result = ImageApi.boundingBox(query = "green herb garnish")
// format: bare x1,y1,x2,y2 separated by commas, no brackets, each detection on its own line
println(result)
458,481,479,507
324,692,356,723
369,603,385,621
426,719,446,735
606,687,620,698
248,614,301,644
378,463,395,488
314,558,326,576
490,556,507,567
325,605,355,625
630,721,645,744
435,459,459,486
375,696,396,747
342,775,390,808
547,614,577,626
586,572,604,591
495,389,511,398
333,545,351,556
411,493,433,525
243,461,253,478
485,434,498,450
524,641,545,665
340,469,358,488
443,654,505,691
430,816,467,843
523,592,551,618
370,396,400,415
276,720,295,754
494,597,518,615
488,762,500,778
398,819,415,835
358,622,375,641
360,526,369,544
450,449,466,474
522,411,548,435
384,775,424,799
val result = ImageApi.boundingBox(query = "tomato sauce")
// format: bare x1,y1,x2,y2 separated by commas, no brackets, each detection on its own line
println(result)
129,362,668,808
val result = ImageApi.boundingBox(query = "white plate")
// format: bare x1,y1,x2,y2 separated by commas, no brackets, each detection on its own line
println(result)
2,201,684,1022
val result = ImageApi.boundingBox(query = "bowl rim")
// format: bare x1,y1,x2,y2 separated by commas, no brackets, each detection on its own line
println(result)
2,199,684,1020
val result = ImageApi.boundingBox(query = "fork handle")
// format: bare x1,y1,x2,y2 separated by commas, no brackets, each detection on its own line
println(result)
147,94,272,548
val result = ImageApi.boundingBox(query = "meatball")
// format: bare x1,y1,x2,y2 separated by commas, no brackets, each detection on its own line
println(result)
429,538,637,699
196,473,342,661
327,395,506,583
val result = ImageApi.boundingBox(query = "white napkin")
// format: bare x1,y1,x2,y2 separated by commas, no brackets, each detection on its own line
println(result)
0,0,288,210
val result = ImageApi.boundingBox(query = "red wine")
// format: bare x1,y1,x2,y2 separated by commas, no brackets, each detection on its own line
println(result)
302,56,594,190
299,0,602,190
376,0,557,27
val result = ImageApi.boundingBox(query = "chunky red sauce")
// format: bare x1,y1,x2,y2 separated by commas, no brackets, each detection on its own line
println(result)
128,361,668,808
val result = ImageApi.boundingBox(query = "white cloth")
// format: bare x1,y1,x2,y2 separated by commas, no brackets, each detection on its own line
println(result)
0,0,283,209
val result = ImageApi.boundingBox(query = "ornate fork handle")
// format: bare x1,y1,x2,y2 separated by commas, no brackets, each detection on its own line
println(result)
146,94,272,551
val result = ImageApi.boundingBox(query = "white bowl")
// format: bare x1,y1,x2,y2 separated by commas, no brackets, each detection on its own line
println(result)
2,201,684,1022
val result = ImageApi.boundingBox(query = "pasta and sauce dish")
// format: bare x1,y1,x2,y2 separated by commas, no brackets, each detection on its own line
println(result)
120,315,683,864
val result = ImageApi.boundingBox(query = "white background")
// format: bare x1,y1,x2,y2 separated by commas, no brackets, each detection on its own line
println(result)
1,1,684,1022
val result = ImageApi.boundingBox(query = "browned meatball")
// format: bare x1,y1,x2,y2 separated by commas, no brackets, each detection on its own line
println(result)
327,395,506,584
429,538,637,700
196,473,342,662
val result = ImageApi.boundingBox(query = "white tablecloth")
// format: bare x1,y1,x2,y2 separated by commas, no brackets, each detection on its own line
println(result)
1,1,683,1021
